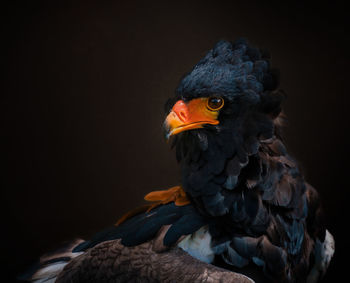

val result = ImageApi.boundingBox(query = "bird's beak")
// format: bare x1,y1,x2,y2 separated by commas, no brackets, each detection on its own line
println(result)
164,98,220,139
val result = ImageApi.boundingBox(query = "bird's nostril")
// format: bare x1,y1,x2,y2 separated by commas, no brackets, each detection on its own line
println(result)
179,111,187,121
172,100,189,122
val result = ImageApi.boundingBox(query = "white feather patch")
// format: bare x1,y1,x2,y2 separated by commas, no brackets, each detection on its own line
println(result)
32,262,68,282
307,229,335,283
32,251,83,283
177,226,215,263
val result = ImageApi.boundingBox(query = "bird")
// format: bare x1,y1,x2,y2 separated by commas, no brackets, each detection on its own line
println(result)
22,39,334,283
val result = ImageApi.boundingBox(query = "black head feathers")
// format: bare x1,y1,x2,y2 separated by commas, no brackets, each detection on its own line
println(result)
175,39,280,104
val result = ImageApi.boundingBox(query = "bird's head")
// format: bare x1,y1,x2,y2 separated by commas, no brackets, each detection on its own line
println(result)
164,39,283,151
164,39,283,163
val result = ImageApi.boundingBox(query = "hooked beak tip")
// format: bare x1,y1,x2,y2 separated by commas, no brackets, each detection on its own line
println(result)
163,121,172,140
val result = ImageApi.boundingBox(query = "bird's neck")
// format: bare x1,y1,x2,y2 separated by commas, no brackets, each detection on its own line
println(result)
175,121,289,218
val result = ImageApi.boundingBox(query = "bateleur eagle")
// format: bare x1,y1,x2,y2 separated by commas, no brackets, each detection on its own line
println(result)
22,39,334,283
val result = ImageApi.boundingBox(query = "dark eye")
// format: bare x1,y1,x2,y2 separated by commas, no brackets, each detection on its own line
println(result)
207,96,224,111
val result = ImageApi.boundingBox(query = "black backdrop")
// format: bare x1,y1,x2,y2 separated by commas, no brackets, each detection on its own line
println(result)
2,1,349,282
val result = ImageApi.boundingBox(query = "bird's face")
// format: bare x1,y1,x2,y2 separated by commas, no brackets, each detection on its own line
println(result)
164,96,226,139
163,39,280,149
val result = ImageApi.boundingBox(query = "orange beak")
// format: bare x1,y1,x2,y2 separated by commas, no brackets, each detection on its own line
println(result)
164,98,220,139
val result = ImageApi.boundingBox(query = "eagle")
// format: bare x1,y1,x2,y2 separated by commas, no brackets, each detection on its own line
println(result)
22,39,334,283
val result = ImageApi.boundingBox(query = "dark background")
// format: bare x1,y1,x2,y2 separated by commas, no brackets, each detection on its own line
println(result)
2,1,349,282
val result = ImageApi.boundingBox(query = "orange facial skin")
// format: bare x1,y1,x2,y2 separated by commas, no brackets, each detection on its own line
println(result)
164,97,222,138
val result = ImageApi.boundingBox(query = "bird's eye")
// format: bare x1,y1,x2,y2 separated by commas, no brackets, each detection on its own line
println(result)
207,97,224,111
